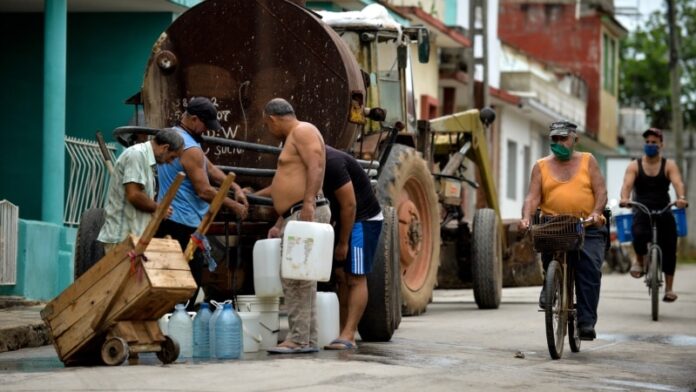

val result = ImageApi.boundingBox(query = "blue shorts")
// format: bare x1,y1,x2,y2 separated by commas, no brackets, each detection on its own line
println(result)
341,220,383,275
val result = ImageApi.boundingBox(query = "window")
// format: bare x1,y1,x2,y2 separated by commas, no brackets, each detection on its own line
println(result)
603,33,617,95
523,145,531,193
507,140,518,200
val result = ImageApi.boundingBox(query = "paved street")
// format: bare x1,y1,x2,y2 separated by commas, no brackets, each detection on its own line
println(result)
1,265,695,391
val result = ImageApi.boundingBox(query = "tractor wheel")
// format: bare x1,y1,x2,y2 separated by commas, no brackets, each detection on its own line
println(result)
377,145,440,316
74,208,106,279
358,206,401,341
471,208,503,309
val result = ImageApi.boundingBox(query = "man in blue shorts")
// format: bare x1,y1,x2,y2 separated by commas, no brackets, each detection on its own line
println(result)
322,146,383,350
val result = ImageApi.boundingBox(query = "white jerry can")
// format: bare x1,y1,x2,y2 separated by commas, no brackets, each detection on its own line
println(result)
281,221,334,282
252,238,283,297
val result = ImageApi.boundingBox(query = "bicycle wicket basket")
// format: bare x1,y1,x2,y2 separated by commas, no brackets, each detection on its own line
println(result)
530,214,585,253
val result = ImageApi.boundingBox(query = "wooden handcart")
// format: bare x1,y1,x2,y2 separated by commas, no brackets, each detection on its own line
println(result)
41,173,197,366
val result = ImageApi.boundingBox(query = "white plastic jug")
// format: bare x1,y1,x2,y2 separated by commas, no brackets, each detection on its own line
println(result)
236,295,280,350
158,313,171,336
253,238,283,297
316,292,340,349
238,311,262,353
281,221,334,282
168,304,193,358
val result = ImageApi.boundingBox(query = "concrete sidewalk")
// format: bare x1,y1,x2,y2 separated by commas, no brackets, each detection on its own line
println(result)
0,297,50,353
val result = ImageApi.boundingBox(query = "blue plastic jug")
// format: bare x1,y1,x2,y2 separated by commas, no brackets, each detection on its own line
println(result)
215,303,242,359
208,300,224,358
193,303,212,358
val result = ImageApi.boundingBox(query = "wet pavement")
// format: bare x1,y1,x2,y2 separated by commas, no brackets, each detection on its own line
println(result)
1,265,695,391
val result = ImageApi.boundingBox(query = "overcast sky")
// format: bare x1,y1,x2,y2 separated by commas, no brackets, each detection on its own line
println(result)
615,0,664,31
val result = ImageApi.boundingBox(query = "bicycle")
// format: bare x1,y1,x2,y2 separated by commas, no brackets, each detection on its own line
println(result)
622,200,676,322
530,214,593,360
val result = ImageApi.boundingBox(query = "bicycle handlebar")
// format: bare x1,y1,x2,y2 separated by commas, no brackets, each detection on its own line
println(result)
623,200,677,216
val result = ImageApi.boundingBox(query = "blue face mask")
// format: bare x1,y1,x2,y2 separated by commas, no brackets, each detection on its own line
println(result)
644,144,659,157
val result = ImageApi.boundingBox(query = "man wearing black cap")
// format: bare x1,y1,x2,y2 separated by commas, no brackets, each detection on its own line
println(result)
521,120,608,340
156,97,249,309
619,128,688,302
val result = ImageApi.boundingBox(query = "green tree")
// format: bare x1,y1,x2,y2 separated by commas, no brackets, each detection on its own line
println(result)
620,0,696,130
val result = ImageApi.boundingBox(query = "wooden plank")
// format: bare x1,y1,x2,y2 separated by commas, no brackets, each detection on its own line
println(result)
184,172,236,260
49,260,135,339
146,269,197,289
130,344,162,353
110,321,140,343
117,289,193,320
41,238,135,322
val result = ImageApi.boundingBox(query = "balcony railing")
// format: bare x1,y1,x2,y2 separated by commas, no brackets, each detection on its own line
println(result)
501,71,586,126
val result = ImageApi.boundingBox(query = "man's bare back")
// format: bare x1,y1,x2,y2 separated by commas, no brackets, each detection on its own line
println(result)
271,121,326,214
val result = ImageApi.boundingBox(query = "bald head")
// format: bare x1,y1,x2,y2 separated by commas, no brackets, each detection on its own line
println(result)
264,98,295,117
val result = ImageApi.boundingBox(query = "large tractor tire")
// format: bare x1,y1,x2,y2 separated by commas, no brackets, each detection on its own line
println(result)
358,206,401,341
377,145,440,316
74,208,106,280
471,208,503,309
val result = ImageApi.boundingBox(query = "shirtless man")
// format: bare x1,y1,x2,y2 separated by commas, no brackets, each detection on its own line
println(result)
256,98,331,354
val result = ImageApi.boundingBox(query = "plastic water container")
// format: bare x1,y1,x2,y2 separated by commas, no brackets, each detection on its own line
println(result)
316,292,340,349
281,221,335,282
615,213,633,243
158,313,170,336
236,295,280,350
168,304,193,359
253,238,283,297
215,303,242,359
208,300,225,358
673,208,688,237
238,311,262,353
193,303,212,358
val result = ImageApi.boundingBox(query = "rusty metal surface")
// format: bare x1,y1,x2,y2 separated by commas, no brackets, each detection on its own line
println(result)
142,0,365,189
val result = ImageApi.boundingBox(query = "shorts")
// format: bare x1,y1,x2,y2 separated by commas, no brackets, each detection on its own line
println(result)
631,211,677,275
340,220,383,275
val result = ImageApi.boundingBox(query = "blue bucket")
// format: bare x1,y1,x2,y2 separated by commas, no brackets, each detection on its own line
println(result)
614,214,633,243
672,208,688,237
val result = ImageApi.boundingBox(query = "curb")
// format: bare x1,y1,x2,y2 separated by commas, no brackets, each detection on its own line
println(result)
0,323,52,353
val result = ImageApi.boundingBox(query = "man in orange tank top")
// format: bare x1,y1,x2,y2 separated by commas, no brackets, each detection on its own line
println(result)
521,121,608,341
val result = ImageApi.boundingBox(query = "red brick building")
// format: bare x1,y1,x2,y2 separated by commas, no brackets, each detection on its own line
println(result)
498,0,626,148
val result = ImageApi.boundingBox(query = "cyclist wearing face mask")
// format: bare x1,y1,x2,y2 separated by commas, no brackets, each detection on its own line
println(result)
521,120,608,340
619,128,688,303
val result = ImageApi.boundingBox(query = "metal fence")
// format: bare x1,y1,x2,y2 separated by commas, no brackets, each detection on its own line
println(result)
64,136,117,227
0,200,18,285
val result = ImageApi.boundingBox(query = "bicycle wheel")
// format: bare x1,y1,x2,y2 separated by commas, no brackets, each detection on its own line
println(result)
544,260,566,359
567,265,581,352
650,245,660,321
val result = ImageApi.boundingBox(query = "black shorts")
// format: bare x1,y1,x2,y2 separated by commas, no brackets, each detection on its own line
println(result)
631,212,677,275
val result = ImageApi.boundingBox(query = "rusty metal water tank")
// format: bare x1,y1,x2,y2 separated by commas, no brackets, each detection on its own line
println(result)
142,0,365,188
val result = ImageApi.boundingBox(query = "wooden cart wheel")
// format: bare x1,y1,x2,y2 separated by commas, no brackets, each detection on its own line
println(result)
157,336,180,364
101,337,129,366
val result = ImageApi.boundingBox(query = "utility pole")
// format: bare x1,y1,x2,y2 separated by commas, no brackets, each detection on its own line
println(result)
667,0,683,173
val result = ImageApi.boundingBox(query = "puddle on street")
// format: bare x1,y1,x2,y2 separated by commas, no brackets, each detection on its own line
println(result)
0,357,63,372
598,378,685,392
598,333,696,347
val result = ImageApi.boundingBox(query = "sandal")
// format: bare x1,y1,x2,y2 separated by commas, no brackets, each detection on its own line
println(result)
629,261,644,279
663,292,678,303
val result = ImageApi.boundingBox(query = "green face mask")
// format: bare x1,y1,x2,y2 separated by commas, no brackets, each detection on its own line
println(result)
550,143,573,161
